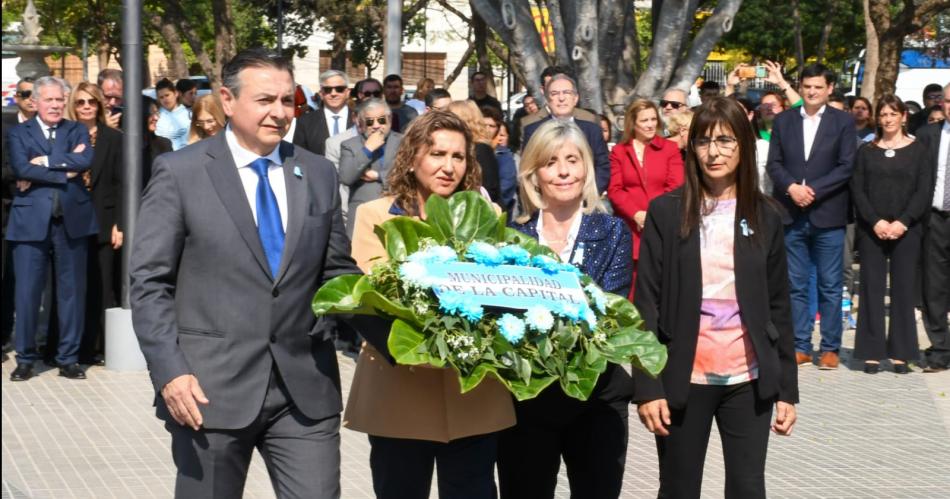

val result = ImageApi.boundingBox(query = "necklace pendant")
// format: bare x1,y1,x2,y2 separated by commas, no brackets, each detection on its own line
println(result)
884,148,895,158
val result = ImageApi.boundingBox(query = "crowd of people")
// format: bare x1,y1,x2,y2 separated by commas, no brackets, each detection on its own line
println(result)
1,47,948,499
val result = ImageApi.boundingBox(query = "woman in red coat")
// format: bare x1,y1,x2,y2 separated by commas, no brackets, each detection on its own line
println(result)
608,99,685,298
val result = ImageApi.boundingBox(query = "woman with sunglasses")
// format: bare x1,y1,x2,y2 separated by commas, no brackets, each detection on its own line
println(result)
66,82,123,365
607,98,684,299
634,97,798,499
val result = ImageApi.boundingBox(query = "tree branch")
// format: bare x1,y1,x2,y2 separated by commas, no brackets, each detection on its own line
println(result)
668,0,743,92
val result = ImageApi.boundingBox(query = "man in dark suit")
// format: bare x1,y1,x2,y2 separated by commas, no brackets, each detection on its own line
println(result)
766,63,855,370
292,69,354,156
6,76,97,381
916,82,950,373
522,74,610,194
130,49,361,498
338,98,402,237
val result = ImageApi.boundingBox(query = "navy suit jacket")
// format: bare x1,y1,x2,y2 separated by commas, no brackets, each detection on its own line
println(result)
766,106,856,228
5,118,97,241
523,116,611,194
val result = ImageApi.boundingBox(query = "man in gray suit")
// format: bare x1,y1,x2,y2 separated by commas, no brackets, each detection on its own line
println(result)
130,48,360,498
338,98,403,236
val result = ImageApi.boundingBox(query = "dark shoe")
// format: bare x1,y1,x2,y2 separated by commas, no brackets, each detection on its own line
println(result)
796,352,812,366
864,362,880,374
923,365,948,373
58,363,86,380
818,351,840,370
10,364,34,381
44,358,59,368
79,355,105,366
893,363,910,374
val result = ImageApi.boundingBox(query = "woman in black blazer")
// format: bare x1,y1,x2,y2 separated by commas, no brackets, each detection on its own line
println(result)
633,97,798,499
68,82,123,364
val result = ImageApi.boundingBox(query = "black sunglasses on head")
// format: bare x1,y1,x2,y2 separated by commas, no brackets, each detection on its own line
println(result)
17,90,32,99
660,100,686,109
322,85,347,94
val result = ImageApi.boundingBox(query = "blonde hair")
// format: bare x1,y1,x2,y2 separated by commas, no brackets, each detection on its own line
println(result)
665,109,694,135
621,98,660,144
67,82,109,127
188,93,227,144
446,100,493,144
516,120,605,223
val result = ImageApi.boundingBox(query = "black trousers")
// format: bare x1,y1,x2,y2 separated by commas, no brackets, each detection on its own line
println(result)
368,433,498,499
80,240,116,361
922,210,950,368
853,223,922,362
497,386,629,499
656,382,773,499
1,233,14,347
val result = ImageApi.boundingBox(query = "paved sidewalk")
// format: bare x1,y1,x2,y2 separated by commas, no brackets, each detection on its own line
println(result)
3,326,950,498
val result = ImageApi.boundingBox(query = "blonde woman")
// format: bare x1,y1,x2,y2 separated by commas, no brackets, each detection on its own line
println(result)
187,93,226,144
446,100,501,202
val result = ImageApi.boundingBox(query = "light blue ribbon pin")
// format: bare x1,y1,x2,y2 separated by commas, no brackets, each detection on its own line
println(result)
293,165,303,178
740,219,754,237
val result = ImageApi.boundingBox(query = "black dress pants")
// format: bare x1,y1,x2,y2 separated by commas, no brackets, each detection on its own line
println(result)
497,382,630,499
922,210,950,368
656,382,773,499
80,240,115,362
368,432,498,499
854,223,922,362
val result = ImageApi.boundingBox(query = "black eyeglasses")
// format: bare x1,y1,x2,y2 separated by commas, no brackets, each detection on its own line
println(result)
693,136,739,152
321,85,347,94
361,90,383,98
74,98,98,107
660,100,686,109
364,116,388,127
16,90,32,99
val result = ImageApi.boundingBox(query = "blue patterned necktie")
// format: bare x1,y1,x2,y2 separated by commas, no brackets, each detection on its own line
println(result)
249,158,285,277
332,115,340,136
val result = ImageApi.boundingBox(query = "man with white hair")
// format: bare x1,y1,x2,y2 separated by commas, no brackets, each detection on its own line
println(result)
292,69,354,156
6,76,96,382
338,98,403,236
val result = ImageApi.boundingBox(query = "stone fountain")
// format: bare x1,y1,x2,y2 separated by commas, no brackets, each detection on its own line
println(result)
3,0,70,79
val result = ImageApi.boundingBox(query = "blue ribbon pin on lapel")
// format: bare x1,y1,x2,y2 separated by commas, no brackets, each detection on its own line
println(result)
740,219,754,237
293,165,303,178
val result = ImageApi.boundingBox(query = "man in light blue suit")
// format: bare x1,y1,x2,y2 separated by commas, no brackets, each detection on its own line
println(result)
6,76,97,381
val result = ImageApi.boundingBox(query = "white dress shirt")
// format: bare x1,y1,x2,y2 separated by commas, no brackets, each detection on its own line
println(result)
323,106,347,137
934,121,950,210
36,116,58,167
801,105,826,162
536,209,583,263
226,126,288,232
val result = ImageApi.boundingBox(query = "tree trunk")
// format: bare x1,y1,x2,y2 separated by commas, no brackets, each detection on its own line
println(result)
816,0,836,64
148,13,189,79
668,0,743,92
211,0,237,84
164,1,217,85
632,0,691,99
860,0,878,100
573,0,602,112
330,31,348,71
486,37,528,90
546,0,572,67
472,5,498,98
791,0,805,76
875,32,903,100
868,0,950,101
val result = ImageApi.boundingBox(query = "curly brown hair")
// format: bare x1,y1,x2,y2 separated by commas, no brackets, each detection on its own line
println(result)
384,110,482,216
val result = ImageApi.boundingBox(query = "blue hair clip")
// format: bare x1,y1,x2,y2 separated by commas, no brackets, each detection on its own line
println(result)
740,219,754,237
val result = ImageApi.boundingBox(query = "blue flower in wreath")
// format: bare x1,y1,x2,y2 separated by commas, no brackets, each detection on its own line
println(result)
439,292,485,322
525,305,555,333
580,304,598,329
531,255,562,274
498,313,526,343
408,245,458,265
584,284,607,314
465,242,504,266
552,301,582,321
498,245,531,266
460,301,485,322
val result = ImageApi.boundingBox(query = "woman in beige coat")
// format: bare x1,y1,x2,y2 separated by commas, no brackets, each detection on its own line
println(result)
345,111,515,499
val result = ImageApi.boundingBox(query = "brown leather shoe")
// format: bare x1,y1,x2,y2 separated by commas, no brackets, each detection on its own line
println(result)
818,351,839,370
796,352,812,366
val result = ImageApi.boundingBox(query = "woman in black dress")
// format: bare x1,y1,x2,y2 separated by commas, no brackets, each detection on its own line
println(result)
851,95,933,374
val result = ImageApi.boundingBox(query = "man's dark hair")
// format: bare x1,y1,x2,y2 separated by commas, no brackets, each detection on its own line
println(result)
97,68,122,87
355,78,382,94
800,63,836,86
828,92,847,105
470,70,488,81
480,105,504,125
540,66,573,86
17,76,35,87
923,83,943,98
176,78,198,94
383,74,403,86
221,48,294,97
699,80,720,92
425,88,451,107
155,78,176,93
